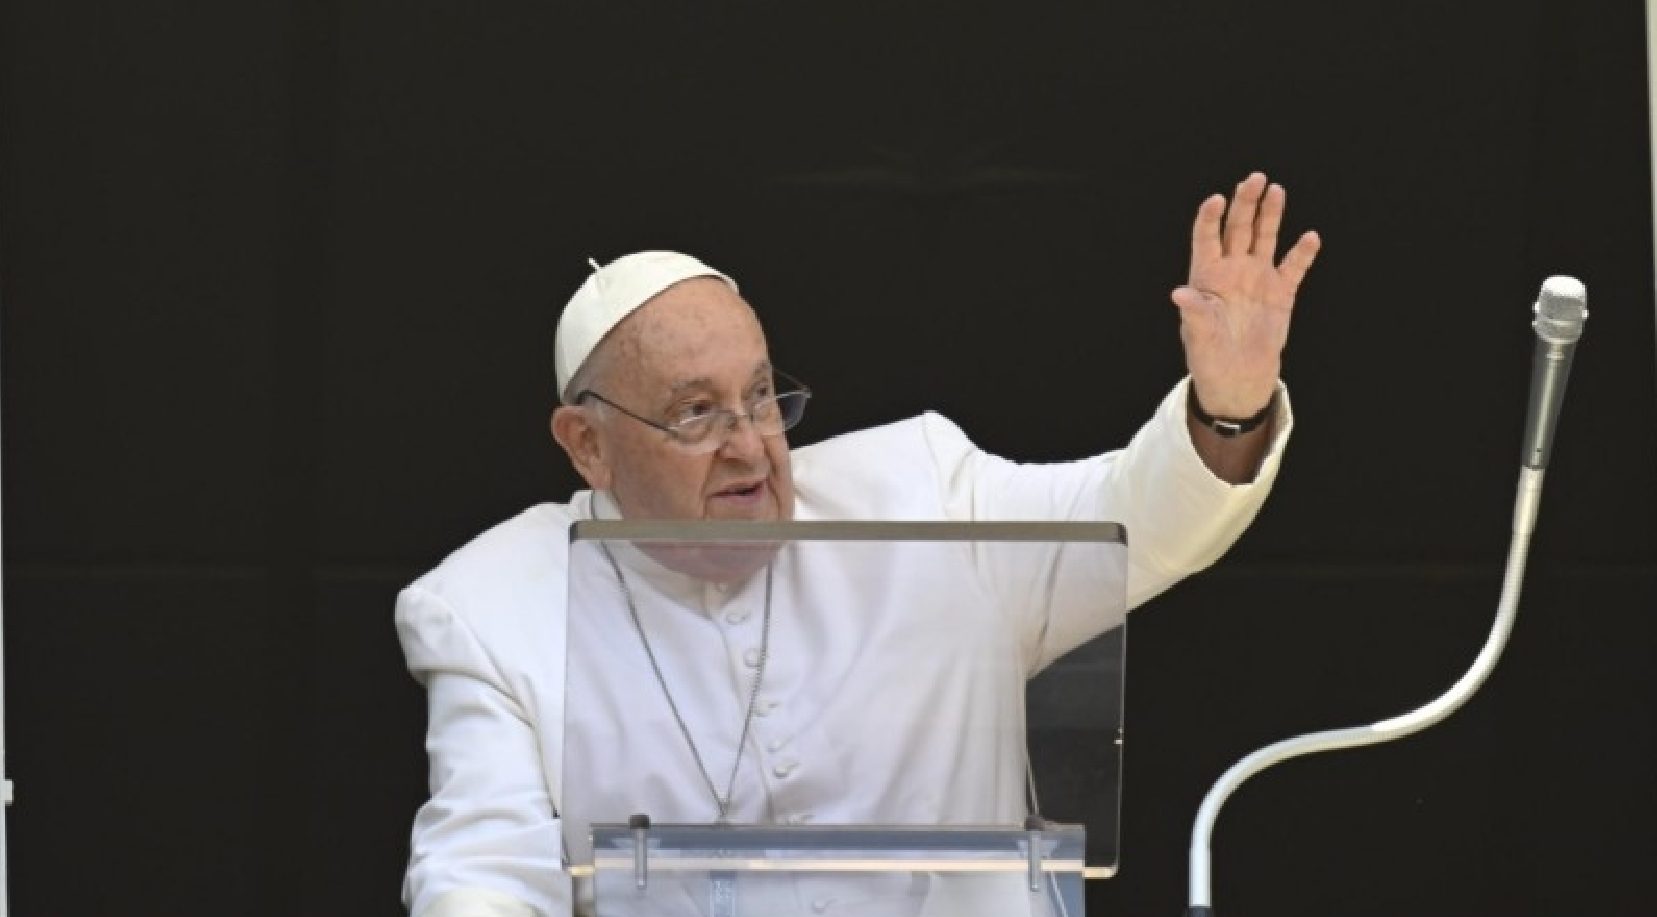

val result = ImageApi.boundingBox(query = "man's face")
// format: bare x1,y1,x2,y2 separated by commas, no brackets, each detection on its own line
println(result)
582,277,796,523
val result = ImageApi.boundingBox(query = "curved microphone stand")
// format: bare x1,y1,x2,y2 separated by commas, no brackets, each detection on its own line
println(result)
1185,468,1540,916
1186,276,1587,916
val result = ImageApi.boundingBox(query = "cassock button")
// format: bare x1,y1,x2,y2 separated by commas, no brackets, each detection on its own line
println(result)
772,761,798,779
742,647,761,667
725,609,749,625
811,897,836,913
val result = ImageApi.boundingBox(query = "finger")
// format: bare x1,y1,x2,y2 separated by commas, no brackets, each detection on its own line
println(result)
1190,193,1225,273
1252,183,1285,259
1277,230,1322,291
1222,172,1267,256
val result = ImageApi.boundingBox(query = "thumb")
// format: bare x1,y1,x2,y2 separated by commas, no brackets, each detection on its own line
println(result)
1170,285,1222,312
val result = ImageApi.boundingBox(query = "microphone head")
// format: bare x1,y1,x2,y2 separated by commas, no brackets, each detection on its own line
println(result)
1533,275,1588,344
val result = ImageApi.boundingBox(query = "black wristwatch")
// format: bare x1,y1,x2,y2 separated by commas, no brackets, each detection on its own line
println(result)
1187,386,1276,438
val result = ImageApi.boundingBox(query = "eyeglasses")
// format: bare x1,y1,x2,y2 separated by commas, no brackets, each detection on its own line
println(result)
576,370,813,455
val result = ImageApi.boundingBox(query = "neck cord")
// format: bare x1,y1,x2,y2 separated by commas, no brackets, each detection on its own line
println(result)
600,544,773,823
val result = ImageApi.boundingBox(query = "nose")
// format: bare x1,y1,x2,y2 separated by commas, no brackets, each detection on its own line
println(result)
717,412,768,461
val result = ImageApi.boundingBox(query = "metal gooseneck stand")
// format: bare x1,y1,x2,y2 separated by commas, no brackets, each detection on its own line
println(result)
1185,278,1589,916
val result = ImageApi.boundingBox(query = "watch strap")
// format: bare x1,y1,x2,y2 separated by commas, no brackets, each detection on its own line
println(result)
1188,386,1276,438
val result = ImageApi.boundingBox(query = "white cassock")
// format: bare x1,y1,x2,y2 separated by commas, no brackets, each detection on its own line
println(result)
396,379,1293,917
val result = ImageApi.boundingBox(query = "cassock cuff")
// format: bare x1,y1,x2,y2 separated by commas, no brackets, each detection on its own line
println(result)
415,885,542,917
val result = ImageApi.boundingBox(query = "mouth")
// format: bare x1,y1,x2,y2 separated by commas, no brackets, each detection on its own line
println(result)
709,479,769,507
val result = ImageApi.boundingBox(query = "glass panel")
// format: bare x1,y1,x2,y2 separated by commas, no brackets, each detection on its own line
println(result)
563,520,1126,914
1026,626,1125,868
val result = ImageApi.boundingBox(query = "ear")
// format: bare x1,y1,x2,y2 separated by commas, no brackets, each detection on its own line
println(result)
551,404,613,491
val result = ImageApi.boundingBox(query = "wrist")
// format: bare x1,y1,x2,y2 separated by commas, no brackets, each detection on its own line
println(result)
1187,385,1276,438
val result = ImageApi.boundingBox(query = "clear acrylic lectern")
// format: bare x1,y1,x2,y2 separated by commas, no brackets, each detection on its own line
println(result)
564,520,1127,917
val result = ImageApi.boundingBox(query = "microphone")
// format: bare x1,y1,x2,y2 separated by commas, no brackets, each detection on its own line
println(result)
1521,276,1588,469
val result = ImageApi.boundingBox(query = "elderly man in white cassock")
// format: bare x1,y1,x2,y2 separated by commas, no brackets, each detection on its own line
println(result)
395,173,1322,917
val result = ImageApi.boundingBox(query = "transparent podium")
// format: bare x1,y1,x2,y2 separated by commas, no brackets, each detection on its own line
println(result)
564,520,1127,917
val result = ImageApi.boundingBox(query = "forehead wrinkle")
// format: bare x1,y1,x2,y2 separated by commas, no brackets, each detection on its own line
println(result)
666,361,773,397
603,288,768,398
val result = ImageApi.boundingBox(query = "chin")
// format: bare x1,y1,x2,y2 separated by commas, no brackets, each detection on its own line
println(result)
704,502,780,523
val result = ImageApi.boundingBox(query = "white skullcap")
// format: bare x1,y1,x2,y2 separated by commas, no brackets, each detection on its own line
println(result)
554,251,738,400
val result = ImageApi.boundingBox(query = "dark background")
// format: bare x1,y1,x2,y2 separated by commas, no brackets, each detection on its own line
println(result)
3,1,1654,915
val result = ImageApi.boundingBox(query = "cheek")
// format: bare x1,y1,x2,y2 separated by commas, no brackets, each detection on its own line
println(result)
669,455,725,515
766,440,795,494
610,440,710,518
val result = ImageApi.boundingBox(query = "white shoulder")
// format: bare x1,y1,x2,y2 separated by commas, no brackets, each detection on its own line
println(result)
789,412,978,520
407,503,576,609
396,503,578,683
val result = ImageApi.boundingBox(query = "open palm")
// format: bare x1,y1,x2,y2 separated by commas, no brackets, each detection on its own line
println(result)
1172,172,1321,418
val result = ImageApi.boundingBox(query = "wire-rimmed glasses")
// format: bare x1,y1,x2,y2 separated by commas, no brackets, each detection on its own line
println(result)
575,371,812,455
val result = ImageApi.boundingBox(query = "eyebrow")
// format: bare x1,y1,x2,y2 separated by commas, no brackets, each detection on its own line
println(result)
664,362,773,398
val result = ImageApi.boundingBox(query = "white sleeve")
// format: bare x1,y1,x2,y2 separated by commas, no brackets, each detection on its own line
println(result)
923,377,1293,665
396,585,571,917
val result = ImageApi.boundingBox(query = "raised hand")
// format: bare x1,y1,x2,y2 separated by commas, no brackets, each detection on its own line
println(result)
1171,172,1321,419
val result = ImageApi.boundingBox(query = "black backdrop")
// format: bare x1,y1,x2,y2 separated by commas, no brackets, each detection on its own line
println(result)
2,1,1655,915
